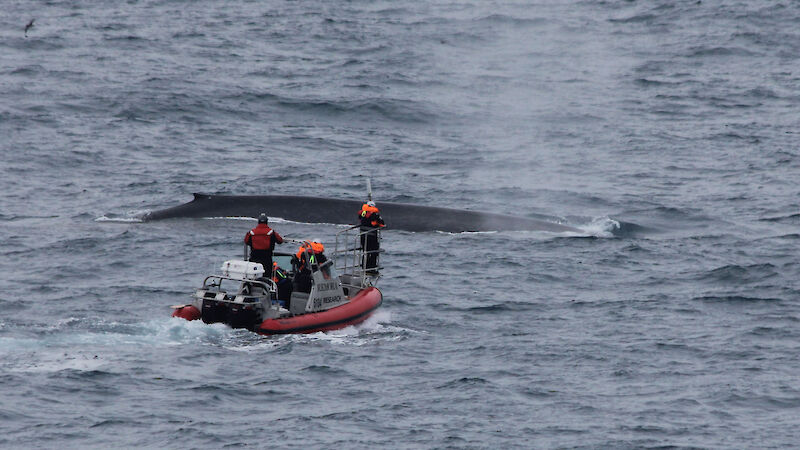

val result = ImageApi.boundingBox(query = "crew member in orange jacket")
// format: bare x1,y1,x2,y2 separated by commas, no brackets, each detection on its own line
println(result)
292,241,326,293
293,241,326,269
359,201,385,274
244,213,283,274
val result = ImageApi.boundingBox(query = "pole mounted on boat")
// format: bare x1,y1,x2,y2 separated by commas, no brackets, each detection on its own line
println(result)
366,178,372,202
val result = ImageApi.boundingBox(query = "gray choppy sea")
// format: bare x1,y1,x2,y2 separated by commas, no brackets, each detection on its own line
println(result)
1,0,800,448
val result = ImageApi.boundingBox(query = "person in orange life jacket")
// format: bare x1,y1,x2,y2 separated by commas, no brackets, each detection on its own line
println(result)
359,201,385,274
291,241,326,293
272,262,292,307
244,213,283,275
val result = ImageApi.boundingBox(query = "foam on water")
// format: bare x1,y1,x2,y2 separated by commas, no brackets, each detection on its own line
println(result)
4,349,109,374
219,310,411,351
326,309,409,336
434,230,499,236
574,216,622,238
0,318,238,356
94,215,144,223
0,318,245,376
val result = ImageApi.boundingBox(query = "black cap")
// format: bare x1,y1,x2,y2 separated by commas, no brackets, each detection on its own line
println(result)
258,213,268,224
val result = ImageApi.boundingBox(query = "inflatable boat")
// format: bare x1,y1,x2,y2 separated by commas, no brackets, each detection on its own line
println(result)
172,226,383,335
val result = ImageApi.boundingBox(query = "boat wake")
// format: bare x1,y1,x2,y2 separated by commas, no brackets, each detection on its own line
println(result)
328,309,403,335
0,317,243,373
219,310,415,351
289,310,414,343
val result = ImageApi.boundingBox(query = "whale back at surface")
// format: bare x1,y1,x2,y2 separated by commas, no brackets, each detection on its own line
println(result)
143,193,582,233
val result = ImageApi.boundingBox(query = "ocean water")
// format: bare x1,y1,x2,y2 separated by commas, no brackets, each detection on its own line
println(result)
2,0,800,447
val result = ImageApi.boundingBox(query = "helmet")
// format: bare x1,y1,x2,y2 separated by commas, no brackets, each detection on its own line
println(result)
367,201,376,207
258,213,268,224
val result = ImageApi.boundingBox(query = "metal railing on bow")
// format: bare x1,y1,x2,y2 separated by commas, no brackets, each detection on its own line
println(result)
332,225,383,291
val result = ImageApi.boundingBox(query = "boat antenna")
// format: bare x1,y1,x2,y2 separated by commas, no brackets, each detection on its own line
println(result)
366,177,373,202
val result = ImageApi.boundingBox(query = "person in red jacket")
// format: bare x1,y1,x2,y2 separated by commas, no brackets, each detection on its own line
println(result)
244,213,283,275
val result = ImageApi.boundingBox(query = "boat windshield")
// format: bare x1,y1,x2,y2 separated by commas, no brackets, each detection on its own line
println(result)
274,253,293,272
319,260,337,280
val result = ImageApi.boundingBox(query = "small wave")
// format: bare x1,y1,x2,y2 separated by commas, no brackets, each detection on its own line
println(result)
717,392,800,410
374,7,411,15
8,39,66,51
234,91,438,124
442,300,539,314
693,295,783,304
466,304,511,313
473,14,548,26
436,377,489,389
0,213,58,222
103,35,147,42
8,65,45,76
519,386,557,398
746,326,792,338
300,364,347,375
766,233,800,240
96,23,135,32
688,46,757,57
697,263,778,284
760,212,800,223
634,78,682,87
709,131,762,142
619,205,714,231
171,31,206,39
745,87,781,100
609,13,657,24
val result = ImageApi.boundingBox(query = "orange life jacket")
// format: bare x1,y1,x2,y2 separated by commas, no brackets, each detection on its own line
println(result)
360,204,379,218
360,204,385,228
295,241,324,259
295,241,325,271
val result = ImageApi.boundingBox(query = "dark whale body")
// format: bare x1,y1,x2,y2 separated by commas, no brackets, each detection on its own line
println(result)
143,193,583,233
